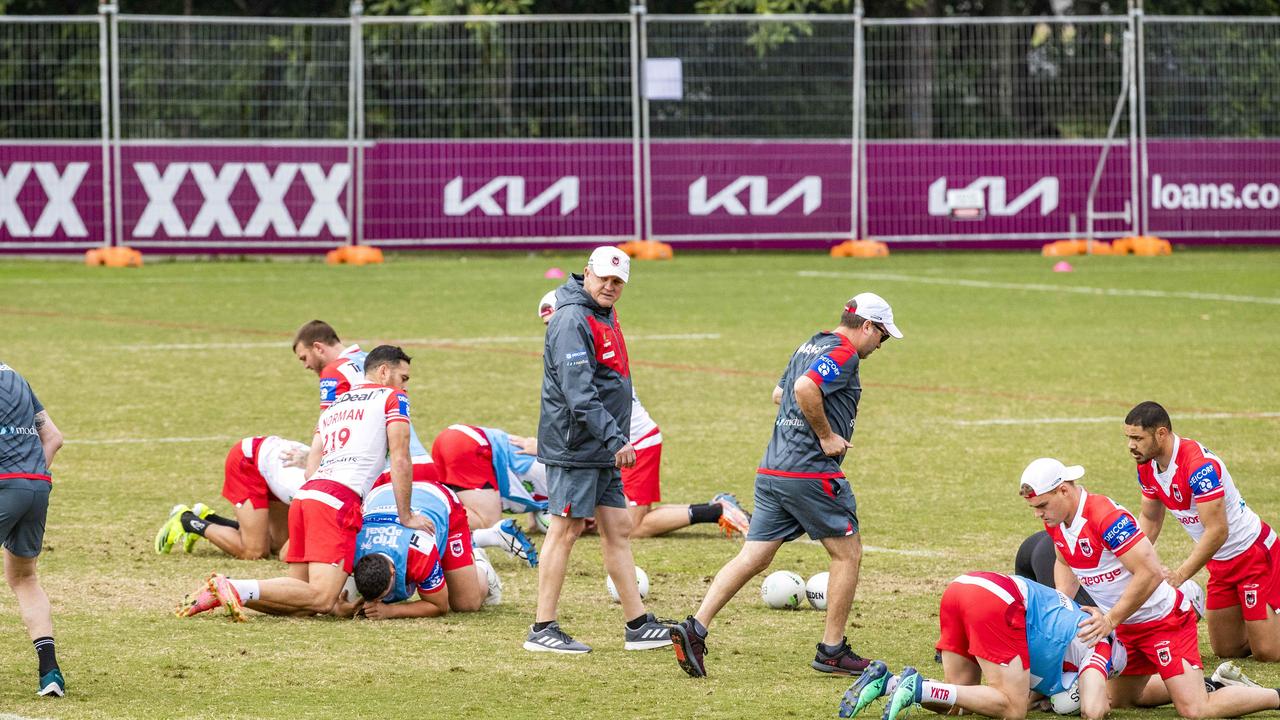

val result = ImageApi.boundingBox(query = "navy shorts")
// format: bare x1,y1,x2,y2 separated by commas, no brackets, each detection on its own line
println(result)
546,465,626,519
0,480,51,558
746,474,859,542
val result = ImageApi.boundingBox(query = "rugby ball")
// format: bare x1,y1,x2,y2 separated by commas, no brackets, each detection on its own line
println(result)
1050,682,1080,715
606,566,650,603
806,571,830,610
341,575,360,602
761,570,806,609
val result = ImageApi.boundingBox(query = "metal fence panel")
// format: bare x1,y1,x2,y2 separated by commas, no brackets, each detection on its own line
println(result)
1142,17,1280,239
864,18,1134,242
0,17,107,250
644,16,857,242
361,16,635,246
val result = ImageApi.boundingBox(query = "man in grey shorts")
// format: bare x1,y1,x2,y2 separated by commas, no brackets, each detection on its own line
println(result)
670,292,903,678
0,361,66,696
524,246,671,654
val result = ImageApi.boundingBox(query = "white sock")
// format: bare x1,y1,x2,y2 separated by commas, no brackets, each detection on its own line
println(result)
229,579,260,603
472,527,504,549
920,681,957,707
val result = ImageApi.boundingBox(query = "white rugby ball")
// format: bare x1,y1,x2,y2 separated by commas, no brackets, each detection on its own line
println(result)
806,571,830,610
761,570,806,609
606,566,650,603
1050,682,1081,715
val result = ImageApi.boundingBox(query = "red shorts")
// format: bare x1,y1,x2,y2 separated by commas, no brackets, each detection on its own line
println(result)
371,461,440,490
221,439,278,510
936,572,1029,668
1116,605,1202,679
622,441,662,506
283,480,363,573
431,427,497,492
440,482,475,572
1206,525,1280,621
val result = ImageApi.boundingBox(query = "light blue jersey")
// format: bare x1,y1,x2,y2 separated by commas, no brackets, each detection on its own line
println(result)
1022,579,1121,695
356,483,454,603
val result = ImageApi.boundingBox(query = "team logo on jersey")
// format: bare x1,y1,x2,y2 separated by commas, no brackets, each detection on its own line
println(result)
1171,484,1184,503
1189,463,1222,495
450,537,465,557
1078,538,1094,557
1103,515,1139,551
1156,642,1172,666
1245,585,1259,609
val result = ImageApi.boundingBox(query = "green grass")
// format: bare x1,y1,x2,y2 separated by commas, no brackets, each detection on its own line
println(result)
0,249,1278,719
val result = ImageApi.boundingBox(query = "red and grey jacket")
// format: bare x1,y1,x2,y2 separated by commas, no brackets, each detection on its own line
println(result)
536,275,633,469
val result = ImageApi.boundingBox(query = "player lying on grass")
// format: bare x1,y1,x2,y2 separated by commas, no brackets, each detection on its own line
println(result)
155,436,308,559
176,346,431,621
537,290,751,539
840,571,1125,720
334,480,499,618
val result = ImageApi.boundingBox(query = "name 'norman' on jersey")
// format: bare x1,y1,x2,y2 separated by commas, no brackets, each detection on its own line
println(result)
758,332,861,480
311,384,410,498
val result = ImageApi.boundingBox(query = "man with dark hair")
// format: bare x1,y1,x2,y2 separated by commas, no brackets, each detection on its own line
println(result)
670,292,902,678
1015,530,1095,607
0,362,65,697
526,246,671,654
1124,400,1280,661
178,345,433,620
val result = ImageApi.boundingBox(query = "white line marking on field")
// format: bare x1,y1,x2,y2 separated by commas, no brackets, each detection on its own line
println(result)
114,333,720,351
798,271,1280,306
67,435,238,446
955,411,1280,427
864,545,944,557
0,714,51,720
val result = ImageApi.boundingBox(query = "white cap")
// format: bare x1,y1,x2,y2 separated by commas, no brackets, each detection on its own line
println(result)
1019,458,1085,498
538,290,557,323
845,292,903,339
587,246,630,283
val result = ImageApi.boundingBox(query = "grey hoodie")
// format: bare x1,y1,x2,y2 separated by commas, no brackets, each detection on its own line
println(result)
536,275,633,468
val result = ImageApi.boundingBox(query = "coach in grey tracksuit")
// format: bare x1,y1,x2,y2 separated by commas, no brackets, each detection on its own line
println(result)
524,246,671,655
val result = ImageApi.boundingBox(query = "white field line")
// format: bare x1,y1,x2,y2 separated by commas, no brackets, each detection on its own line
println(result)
67,435,238,446
798,270,1280,306
0,714,51,720
955,411,1280,427
114,333,720,351
863,544,945,557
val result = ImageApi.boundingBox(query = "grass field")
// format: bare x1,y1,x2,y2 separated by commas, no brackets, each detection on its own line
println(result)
0,248,1278,720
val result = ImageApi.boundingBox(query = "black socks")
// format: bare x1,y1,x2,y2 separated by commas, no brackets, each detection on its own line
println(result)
532,621,553,632
688,503,723,525
181,511,240,535
34,636,57,675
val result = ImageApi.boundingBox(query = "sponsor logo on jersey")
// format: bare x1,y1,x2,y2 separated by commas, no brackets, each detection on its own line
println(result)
320,378,338,402
397,394,411,418
424,563,445,592
1080,568,1124,586
1178,515,1201,526
1102,515,1139,550
361,523,404,548
1189,462,1221,495
1078,538,1093,557
0,425,38,437
565,349,588,367
810,355,840,381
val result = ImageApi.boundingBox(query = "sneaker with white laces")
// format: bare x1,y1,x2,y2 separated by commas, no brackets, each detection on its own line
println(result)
524,622,591,654
624,612,674,650
497,518,539,568
711,492,752,537
840,660,892,717
1212,660,1262,688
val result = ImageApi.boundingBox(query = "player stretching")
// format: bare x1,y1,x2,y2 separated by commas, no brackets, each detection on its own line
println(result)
1019,457,1280,719
178,346,432,620
842,571,1126,720
1125,401,1280,661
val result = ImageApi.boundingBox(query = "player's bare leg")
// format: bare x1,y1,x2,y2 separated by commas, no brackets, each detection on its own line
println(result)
629,504,689,538
1243,608,1280,661
202,506,271,560
267,501,289,555
1163,659,1280,717
443,564,484,613
1076,665,1111,720
4,551,52,640
819,533,863,646
1209,606,1252,658
939,651,981,686
534,514,585,622
693,540,782,628
596,505,645,620
243,562,349,616
1110,673,1171,708
456,489,502,530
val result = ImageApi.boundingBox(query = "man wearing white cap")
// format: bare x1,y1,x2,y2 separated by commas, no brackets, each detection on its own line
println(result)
671,292,901,678
524,246,672,654
1019,458,1280,719
537,290,752,539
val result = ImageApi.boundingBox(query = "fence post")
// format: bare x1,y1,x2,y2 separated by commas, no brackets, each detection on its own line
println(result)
630,2,645,241
853,0,866,240
349,0,364,247
108,3,123,248
98,0,116,248
1131,0,1148,236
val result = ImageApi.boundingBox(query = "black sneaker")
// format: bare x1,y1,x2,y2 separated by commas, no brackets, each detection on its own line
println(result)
671,616,708,678
812,638,871,676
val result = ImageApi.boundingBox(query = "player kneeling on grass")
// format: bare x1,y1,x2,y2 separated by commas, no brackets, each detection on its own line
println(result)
176,345,432,621
155,435,308,559
338,479,498,618
840,571,1126,720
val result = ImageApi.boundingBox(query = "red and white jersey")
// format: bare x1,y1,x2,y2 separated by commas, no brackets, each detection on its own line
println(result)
311,383,410,498
630,391,662,450
1138,435,1261,562
318,344,365,409
1045,489,1177,624
249,435,309,504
